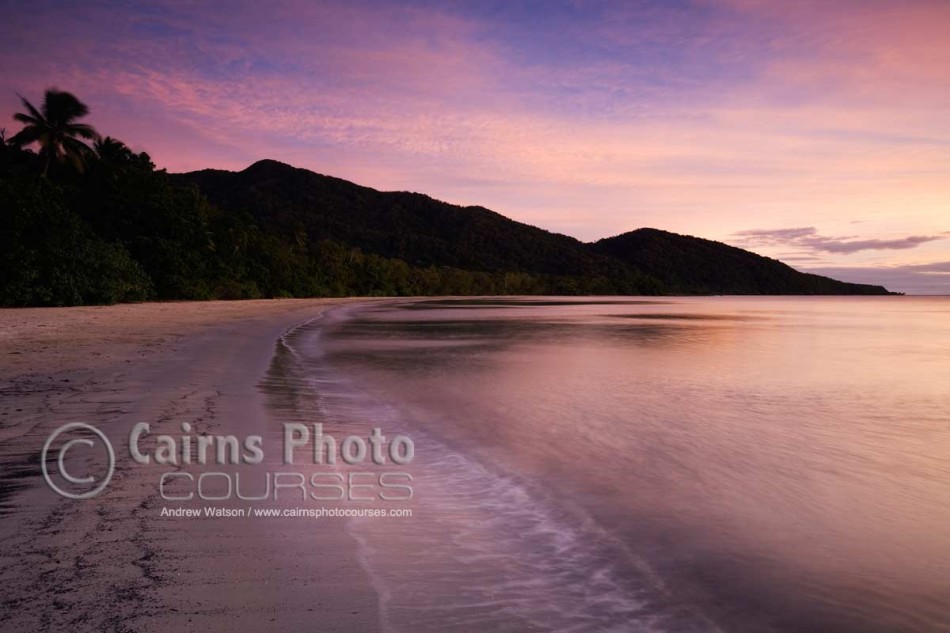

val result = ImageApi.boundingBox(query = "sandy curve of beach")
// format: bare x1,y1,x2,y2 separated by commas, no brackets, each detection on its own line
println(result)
0,298,381,632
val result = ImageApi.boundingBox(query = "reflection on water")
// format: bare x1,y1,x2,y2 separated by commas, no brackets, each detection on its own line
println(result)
277,297,950,633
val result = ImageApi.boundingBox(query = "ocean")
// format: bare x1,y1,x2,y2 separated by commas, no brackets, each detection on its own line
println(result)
272,297,950,632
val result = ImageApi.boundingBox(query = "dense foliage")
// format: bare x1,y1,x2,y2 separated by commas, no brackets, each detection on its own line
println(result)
0,91,892,306
0,139,661,307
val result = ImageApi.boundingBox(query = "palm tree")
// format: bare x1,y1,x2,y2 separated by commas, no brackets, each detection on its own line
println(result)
10,89,100,176
94,136,132,162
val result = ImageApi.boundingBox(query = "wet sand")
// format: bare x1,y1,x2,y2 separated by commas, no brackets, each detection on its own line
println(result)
0,298,380,632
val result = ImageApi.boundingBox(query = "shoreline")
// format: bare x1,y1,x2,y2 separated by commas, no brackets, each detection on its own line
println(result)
0,298,376,381
0,297,383,631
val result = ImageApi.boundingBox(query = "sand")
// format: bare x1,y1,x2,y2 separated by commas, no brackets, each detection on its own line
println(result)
0,298,383,632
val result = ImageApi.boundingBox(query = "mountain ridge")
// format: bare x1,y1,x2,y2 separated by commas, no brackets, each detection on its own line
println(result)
173,159,893,296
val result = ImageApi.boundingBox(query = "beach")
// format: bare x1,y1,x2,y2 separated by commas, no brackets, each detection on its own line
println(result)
0,298,381,632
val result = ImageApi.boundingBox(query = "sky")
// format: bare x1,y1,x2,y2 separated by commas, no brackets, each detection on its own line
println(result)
1,0,948,293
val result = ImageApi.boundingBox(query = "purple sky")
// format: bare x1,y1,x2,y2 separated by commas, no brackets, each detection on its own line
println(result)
2,0,948,293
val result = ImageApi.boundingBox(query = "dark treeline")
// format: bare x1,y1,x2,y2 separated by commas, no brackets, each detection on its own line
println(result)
1,141,624,306
0,89,892,307
1,92,642,307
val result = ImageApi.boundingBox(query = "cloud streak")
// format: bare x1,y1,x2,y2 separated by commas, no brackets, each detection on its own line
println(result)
732,227,945,254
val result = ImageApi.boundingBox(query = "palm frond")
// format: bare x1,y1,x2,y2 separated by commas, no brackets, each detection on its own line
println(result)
12,112,40,125
17,94,45,123
61,135,95,155
9,126,42,147
65,123,100,140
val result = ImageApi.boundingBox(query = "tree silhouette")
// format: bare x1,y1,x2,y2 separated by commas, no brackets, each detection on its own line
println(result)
94,136,132,162
10,89,99,176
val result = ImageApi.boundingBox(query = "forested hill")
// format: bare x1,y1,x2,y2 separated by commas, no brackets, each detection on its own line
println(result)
173,160,662,295
176,160,892,297
592,228,892,295
174,160,634,279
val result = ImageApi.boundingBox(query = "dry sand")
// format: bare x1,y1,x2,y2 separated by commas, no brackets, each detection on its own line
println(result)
0,298,384,632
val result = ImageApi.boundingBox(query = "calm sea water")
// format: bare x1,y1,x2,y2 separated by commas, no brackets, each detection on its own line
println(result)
278,297,950,632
